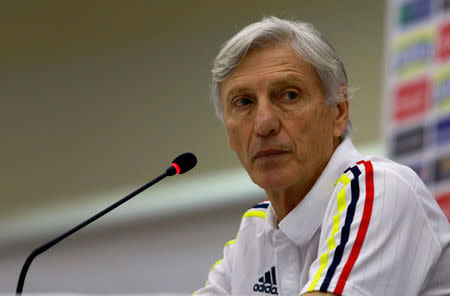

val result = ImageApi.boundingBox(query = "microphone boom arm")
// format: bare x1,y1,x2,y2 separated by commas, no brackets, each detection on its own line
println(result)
16,171,169,295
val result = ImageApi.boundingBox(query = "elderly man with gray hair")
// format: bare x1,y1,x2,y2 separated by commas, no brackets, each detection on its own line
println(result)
194,17,450,296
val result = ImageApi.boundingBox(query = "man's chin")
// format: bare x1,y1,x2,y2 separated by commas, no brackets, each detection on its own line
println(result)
250,171,293,192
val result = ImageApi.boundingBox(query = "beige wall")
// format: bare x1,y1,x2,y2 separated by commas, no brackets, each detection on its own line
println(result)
1,1,384,230
0,202,254,293
0,1,386,293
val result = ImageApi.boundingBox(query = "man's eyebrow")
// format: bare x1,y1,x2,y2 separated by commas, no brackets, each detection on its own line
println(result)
224,87,254,100
224,74,306,99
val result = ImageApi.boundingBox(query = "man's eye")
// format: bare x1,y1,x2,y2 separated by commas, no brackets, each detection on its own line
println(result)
234,97,253,107
283,91,299,100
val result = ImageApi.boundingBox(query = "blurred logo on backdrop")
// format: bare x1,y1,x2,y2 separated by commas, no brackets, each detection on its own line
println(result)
387,0,450,220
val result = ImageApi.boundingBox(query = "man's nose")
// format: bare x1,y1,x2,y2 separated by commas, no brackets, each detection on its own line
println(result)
253,101,280,137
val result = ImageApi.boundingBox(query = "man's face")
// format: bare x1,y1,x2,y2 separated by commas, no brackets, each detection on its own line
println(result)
221,45,347,193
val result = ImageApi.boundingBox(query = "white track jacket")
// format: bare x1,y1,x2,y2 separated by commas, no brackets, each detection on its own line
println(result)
193,138,450,296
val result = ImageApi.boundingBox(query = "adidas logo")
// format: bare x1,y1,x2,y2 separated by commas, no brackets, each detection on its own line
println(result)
253,266,278,295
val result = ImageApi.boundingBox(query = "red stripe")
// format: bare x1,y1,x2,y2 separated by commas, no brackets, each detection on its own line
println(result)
172,163,181,174
334,160,374,295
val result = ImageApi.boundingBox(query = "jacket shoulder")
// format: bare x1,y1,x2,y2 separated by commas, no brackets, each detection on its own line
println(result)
242,199,270,219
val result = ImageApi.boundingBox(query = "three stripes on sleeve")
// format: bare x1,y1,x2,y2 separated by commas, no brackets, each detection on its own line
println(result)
307,160,374,294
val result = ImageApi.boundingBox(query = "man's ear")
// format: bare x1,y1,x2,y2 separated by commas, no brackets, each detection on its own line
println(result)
333,87,349,138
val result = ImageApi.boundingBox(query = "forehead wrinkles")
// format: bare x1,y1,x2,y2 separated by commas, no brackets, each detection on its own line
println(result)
222,68,321,101
220,45,323,102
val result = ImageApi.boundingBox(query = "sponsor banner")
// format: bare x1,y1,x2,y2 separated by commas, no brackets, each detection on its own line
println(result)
435,191,450,221
398,0,431,27
393,26,433,79
436,0,450,13
391,124,427,157
409,161,432,184
433,64,450,112
392,76,430,122
436,20,450,61
434,153,450,182
386,0,450,197
434,114,450,145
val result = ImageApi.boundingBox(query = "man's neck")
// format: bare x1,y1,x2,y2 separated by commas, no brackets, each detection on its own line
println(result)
266,180,314,222
267,137,342,224
268,146,339,223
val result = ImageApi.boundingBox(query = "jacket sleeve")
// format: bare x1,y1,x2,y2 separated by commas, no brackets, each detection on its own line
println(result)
192,239,234,296
192,218,244,296
301,160,443,296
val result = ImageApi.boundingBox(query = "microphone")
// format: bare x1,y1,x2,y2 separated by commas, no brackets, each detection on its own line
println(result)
16,152,197,295
166,152,197,176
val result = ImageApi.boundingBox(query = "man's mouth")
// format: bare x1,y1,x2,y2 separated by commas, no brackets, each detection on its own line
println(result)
254,149,289,160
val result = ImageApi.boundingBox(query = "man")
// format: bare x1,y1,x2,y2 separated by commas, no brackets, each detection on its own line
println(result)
194,17,450,296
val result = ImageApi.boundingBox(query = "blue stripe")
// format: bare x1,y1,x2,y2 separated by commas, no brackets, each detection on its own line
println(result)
320,165,361,292
252,203,269,209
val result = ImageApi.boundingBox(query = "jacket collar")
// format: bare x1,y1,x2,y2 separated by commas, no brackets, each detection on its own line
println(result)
266,138,362,246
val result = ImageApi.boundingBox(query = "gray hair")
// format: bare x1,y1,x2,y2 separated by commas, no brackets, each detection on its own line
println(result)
211,16,353,139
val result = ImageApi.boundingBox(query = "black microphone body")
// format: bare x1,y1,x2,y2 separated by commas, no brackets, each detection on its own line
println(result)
16,152,197,295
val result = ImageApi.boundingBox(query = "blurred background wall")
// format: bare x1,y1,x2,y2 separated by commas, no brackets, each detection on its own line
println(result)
0,0,384,294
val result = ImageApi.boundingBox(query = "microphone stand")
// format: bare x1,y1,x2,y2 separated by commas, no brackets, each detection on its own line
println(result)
16,171,169,295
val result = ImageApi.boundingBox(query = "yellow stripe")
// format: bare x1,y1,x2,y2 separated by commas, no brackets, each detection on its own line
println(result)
308,249,329,291
205,230,240,286
203,209,265,291
339,174,351,186
243,210,266,219
434,64,450,84
209,258,223,272
398,61,428,79
436,98,450,113
225,238,236,246
334,173,351,186
225,231,239,247
394,26,433,51
202,258,224,288
308,174,350,291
